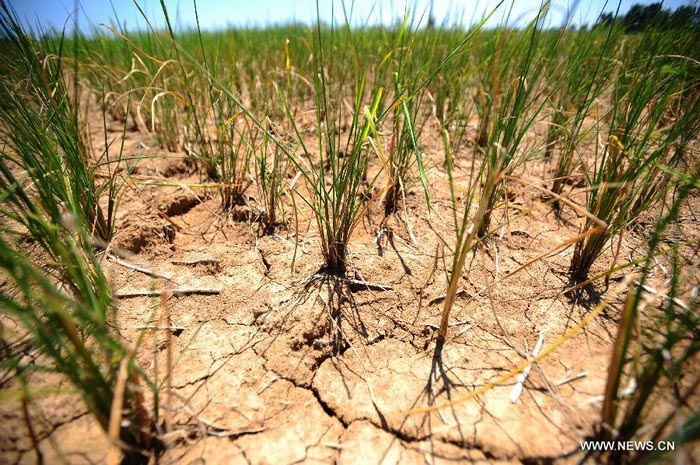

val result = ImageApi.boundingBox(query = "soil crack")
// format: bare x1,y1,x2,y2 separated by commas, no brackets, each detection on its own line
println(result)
256,350,354,430
309,383,350,428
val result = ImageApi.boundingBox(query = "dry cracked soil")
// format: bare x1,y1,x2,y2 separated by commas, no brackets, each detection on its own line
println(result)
2,104,699,465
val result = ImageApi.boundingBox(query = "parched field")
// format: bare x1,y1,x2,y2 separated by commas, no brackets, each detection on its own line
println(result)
1,2,699,464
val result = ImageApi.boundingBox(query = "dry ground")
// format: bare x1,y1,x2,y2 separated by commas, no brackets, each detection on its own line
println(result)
1,99,698,465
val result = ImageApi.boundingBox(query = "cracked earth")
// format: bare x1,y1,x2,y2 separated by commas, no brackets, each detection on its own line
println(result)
4,106,695,464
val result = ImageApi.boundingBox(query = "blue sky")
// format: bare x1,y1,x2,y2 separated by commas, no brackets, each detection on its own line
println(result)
7,0,698,33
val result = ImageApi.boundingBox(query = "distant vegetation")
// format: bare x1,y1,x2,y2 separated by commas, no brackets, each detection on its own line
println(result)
595,2,700,31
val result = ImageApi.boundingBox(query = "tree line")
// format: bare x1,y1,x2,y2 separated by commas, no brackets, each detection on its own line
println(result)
595,2,699,32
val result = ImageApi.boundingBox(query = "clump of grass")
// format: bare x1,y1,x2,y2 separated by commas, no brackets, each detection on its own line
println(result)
284,6,386,275
157,4,262,215
474,3,555,240
212,109,256,212
546,25,621,205
0,234,153,463
0,2,154,461
254,119,290,235
569,51,700,282
594,162,700,464
381,17,434,219
0,9,117,244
